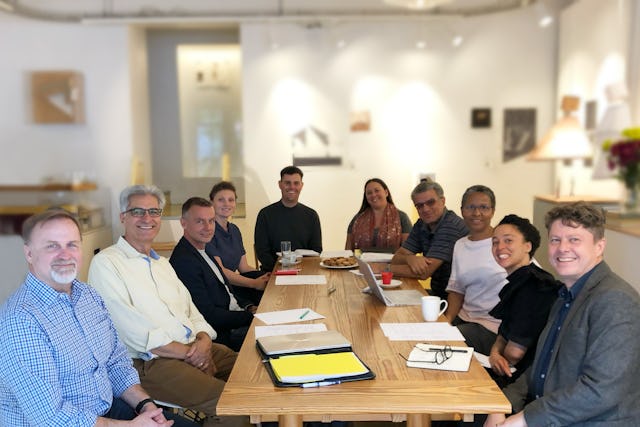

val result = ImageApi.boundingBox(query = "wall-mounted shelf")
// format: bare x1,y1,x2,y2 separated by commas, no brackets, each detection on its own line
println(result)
0,183,108,235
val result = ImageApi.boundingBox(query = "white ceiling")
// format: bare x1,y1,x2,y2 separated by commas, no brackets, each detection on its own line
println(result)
1,0,572,23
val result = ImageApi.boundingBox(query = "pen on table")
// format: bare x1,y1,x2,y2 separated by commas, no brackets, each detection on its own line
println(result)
301,380,341,388
428,347,468,353
299,310,310,319
327,286,336,295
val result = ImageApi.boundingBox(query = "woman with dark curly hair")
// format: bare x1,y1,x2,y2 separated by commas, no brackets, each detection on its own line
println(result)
488,214,560,387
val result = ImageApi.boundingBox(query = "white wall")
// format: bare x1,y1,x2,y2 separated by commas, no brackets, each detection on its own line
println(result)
0,15,141,296
241,6,556,251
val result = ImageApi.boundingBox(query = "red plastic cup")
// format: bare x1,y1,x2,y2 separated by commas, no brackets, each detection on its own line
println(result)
381,271,393,285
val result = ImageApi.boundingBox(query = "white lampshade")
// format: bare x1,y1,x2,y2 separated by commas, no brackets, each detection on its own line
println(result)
528,95,592,161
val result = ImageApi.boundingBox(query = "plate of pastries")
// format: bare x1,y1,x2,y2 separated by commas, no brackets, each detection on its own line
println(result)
320,256,358,269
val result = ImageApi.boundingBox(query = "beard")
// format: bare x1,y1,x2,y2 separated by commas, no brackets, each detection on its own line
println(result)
51,263,78,285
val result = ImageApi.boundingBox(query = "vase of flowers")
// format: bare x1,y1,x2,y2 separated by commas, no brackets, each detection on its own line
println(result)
604,127,640,211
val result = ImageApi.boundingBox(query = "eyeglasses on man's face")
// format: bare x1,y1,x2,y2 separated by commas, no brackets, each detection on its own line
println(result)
124,207,163,217
462,204,492,213
399,345,453,365
414,198,440,210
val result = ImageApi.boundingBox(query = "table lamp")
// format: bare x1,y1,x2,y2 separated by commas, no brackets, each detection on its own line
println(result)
528,95,592,196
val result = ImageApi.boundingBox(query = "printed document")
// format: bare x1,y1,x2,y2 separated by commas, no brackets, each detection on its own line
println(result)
405,344,473,372
380,322,465,341
275,275,327,285
255,308,325,325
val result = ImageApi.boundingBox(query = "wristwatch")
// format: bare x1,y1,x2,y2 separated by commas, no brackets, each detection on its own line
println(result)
135,398,156,414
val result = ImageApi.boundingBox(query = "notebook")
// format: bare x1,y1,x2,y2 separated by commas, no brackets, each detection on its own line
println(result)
256,330,351,356
269,351,370,383
357,258,423,306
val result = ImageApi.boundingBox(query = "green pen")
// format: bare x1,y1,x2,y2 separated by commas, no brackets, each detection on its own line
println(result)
299,310,310,319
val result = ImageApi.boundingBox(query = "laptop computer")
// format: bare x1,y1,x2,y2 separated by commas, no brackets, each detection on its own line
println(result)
256,330,352,356
356,258,423,306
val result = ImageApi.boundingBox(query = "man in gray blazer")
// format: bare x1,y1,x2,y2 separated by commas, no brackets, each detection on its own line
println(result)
486,202,640,427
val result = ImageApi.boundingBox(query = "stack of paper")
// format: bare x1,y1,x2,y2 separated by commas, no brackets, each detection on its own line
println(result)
270,352,369,383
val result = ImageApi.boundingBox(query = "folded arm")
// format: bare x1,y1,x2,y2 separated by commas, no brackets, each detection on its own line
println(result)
391,247,443,279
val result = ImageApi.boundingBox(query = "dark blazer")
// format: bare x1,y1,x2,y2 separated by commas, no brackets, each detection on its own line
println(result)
505,262,640,426
169,237,253,348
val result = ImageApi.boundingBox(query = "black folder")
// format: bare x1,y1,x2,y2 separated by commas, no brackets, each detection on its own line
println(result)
256,331,375,388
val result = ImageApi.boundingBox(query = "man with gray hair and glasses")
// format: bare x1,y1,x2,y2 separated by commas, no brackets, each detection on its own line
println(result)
89,185,243,427
389,178,468,300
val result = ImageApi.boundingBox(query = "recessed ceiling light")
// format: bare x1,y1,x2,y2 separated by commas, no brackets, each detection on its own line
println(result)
383,0,453,11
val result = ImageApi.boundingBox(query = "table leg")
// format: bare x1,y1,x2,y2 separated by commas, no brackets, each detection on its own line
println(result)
407,413,431,427
278,414,302,427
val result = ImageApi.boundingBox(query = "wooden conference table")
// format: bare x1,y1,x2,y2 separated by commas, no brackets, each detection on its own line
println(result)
216,257,510,427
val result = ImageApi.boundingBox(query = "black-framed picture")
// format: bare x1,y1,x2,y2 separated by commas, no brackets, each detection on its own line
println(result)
471,108,491,128
503,108,536,162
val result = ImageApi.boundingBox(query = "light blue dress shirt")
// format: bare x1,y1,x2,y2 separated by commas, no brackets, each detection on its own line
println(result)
0,273,139,426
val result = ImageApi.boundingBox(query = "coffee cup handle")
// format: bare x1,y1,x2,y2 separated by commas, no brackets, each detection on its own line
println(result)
438,300,448,317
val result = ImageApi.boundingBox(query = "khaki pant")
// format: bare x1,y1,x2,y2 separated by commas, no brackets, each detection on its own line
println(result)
133,342,237,416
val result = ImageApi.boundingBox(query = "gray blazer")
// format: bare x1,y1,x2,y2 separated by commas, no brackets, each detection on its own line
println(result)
504,261,640,426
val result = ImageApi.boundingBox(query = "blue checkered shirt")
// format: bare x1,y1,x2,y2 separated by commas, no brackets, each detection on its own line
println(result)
0,273,140,426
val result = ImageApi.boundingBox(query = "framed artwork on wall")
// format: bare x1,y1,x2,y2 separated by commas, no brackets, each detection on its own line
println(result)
503,108,536,162
471,108,491,128
31,70,84,124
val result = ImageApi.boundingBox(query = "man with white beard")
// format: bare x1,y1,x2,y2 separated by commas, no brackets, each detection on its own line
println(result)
0,209,195,427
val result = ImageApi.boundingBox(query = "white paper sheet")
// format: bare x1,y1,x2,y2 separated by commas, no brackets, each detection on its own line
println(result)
294,249,320,256
320,250,354,258
254,308,325,325
405,344,474,372
275,275,327,285
473,351,517,373
380,322,466,341
360,252,394,262
254,323,328,338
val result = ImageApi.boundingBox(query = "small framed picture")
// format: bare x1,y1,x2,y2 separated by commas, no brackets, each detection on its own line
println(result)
471,108,491,128
503,108,536,162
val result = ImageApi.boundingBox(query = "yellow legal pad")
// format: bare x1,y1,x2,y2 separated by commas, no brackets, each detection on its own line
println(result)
270,351,369,383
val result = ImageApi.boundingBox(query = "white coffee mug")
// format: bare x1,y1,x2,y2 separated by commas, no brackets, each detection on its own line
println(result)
421,296,448,322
